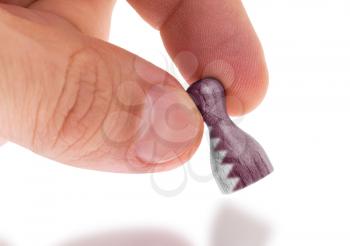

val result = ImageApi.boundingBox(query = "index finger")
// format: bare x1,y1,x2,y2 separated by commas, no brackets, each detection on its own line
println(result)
128,0,268,116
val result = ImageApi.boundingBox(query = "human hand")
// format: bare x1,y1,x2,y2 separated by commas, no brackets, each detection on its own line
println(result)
0,0,268,173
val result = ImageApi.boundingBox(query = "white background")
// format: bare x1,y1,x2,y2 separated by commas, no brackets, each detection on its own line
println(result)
1,0,350,245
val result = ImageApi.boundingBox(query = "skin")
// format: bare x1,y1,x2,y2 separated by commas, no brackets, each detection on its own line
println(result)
0,0,268,173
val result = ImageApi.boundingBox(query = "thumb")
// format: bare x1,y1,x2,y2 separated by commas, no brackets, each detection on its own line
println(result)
0,6,203,173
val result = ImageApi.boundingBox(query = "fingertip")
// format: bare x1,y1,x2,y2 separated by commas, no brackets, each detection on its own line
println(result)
104,53,205,172
131,83,204,169
129,126,203,173
128,0,269,117
157,0,269,116
225,57,269,116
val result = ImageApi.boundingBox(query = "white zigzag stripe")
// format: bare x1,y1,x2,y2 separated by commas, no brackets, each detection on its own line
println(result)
209,142,241,193
211,138,220,149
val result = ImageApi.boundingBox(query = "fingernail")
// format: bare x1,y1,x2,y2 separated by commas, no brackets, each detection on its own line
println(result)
134,85,202,164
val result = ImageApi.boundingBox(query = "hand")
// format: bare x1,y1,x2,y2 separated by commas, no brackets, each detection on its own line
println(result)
0,0,268,173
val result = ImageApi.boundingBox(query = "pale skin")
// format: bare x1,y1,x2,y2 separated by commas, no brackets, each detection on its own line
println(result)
0,0,268,173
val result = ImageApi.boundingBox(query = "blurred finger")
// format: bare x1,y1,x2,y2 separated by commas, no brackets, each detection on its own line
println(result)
128,0,268,115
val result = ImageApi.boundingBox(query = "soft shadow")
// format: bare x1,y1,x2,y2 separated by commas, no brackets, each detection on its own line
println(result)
58,228,192,246
210,201,271,246
0,239,11,246
56,202,271,246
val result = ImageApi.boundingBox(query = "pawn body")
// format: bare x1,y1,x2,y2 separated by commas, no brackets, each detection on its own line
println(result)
187,78,273,193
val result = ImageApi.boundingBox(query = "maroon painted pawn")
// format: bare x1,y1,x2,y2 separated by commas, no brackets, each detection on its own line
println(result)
187,78,273,193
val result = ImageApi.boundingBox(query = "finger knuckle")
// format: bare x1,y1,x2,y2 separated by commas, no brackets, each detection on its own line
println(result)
40,47,113,158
